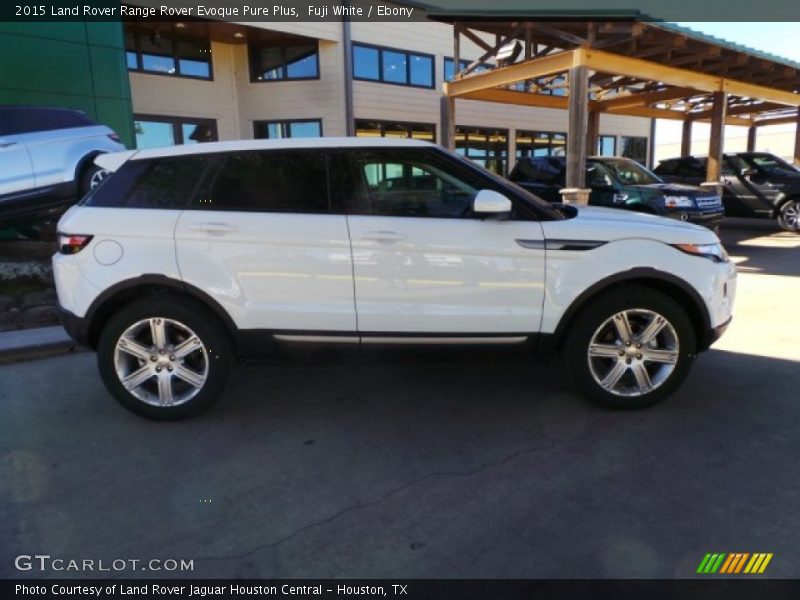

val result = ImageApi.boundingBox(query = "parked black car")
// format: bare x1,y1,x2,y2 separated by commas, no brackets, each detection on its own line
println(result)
655,152,800,232
509,156,724,230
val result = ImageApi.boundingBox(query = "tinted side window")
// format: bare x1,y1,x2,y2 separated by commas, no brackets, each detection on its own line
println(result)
342,148,502,219
194,150,330,213
4,108,94,135
85,156,209,209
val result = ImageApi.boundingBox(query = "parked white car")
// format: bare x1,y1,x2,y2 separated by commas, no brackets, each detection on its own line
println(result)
0,105,125,222
53,138,736,419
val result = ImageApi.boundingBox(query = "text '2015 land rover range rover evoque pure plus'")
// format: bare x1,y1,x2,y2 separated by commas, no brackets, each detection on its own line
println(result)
53,138,736,420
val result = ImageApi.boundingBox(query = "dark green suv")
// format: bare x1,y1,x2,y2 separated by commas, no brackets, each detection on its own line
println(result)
509,156,724,230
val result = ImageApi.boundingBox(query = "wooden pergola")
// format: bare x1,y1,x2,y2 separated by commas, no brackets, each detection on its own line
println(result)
435,19,800,189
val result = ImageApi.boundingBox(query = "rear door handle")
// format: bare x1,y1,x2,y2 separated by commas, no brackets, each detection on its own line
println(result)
189,222,237,234
0,141,17,148
358,230,407,243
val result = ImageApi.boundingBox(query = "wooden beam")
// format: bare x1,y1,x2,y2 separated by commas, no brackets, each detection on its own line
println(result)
567,65,589,189
582,48,800,107
755,115,800,127
795,109,800,165
457,88,569,110
587,109,600,156
689,101,786,120
596,86,697,111
460,26,494,55
747,124,757,152
440,96,455,151
531,22,588,47
444,49,578,97
681,119,692,156
707,91,727,182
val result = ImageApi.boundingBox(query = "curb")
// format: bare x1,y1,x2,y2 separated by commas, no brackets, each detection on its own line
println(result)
0,325,87,365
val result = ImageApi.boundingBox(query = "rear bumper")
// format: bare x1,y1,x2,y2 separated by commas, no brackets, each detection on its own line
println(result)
59,305,91,347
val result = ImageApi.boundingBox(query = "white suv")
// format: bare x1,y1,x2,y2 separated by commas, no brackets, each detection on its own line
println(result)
0,105,125,222
53,138,736,420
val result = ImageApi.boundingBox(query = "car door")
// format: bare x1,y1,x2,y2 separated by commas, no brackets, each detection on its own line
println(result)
721,155,769,216
0,110,35,197
586,161,618,207
340,147,546,335
175,149,356,332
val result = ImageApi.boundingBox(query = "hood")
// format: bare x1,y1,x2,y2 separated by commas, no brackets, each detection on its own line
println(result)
543,205,718,245
628,182,712,196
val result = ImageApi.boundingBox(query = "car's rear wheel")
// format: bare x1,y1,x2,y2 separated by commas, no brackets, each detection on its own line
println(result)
563,286,696,409
97,296,233,420
79,163,109,197
777,199,800,233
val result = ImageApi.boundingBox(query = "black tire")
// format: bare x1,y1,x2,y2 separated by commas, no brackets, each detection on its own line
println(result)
97,295,233,420
78,162,109,197
776,198,800,233
562,285,697,409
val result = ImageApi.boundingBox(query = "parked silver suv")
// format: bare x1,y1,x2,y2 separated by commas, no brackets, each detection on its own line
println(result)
0,105,125,222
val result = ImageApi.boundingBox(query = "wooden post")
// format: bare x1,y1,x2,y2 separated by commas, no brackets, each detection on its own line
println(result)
440,96,455,151
794,109,800,165
453,24,460,79
747,124,757,152
566,65,588,189
706,91,727,182
586,109,600,156
681,118,692,157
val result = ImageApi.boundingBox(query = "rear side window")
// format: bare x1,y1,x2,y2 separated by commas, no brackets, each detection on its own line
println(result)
0,107,95,135
84,156,210,209
511,158,564,185
191,150,330,213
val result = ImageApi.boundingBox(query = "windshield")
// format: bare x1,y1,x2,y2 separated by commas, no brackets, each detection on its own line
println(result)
600,158,662,186
743,154,799,177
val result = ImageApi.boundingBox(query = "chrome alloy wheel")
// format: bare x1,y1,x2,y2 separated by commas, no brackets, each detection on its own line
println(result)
113,317,209,407
89,168,109,189
586,309,679,397
779,200,800,231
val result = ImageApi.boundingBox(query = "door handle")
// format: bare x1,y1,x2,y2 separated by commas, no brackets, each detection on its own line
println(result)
189,222,237,234
358,230,407,243
0,141,17,148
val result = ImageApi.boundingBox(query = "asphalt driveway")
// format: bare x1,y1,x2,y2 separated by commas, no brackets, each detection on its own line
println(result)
1,218,799,579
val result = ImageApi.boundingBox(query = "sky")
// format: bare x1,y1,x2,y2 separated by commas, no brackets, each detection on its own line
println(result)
655,23,799,147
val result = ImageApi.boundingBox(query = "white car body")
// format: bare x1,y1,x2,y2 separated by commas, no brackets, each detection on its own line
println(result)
52,138,737,417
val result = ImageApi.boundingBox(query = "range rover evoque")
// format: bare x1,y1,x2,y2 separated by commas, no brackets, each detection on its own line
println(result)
54,138,736,420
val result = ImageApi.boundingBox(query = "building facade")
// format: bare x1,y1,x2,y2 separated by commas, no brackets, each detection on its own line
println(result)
123,18,652,174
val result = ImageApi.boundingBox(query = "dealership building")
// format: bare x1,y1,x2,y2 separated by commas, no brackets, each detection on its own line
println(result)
1,6,798,176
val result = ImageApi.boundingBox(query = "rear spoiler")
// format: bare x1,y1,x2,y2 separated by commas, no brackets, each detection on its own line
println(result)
95,150,137,173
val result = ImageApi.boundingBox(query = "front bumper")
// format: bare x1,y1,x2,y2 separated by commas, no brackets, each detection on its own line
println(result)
59,305,91,347
666,209,725,229
706,316,732,348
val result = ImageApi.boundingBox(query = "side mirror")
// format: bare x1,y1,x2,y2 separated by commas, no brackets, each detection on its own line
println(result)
473,189,512,216
740,167,757,177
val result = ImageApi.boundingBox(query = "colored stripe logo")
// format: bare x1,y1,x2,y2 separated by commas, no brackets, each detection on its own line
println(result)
697,553,773,574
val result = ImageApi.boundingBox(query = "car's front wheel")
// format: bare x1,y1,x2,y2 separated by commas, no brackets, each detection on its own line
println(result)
563,286,696,409
97,296,233,420
777,198,800,233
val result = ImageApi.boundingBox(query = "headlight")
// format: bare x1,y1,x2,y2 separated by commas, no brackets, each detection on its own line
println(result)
664,195,695,208
673,242,729,263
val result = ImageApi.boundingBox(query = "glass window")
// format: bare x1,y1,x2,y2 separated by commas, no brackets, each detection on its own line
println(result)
744,154,798,177
455,127,508,175
134,116,217,149
597,135,616,157
200,151,329,213
516,131,566,159
353,44,434,89
253,119,322,139
343,149,497,218
443,58,493,82
84,157,209,209
409,55,433,87
353,45,379,80
249,41,319,81
126,29,211,80
355,119,435,142
620,136,648,165
602,158,661,186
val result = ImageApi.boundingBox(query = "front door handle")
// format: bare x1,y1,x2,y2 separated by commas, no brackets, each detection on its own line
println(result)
189,222,237,234
358,230,407,243
0,141,17,148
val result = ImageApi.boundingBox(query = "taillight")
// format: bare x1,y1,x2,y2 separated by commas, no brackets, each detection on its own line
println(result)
108,133,121,142
58,234,93,255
